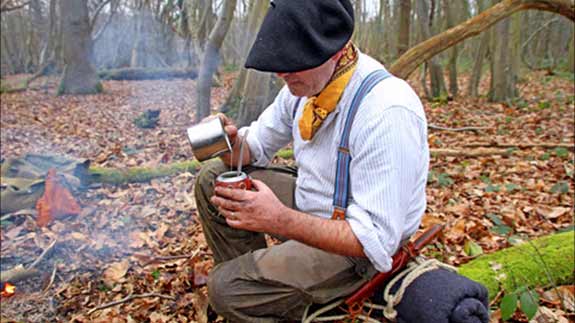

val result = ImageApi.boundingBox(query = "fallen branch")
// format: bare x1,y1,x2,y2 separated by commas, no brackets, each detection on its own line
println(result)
98,67,198,81
430,148,510,157
0,265,39,283
0,238,57,283
140,250,201,267
87,293,176,315
459,231,574,301
389,0,575,79
42,264,58,293
428,124,491,132
464,142,574,149
0,209,37,222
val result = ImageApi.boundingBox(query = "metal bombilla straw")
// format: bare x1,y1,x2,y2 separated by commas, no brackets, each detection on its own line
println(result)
237,129,249,176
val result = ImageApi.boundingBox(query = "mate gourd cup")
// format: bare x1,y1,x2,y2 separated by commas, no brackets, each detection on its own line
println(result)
215,171,252,190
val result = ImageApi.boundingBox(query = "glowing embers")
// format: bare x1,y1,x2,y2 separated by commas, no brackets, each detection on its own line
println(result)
1,282,16,298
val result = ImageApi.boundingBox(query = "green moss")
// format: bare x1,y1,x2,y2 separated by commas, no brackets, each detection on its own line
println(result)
459,231,575,300
275,149,294,159
57,81,65,96
0,80,8,93
88,160,201,184
95,81,103,93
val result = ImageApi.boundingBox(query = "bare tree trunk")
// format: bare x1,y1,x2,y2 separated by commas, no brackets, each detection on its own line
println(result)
196,0,214,53
58,0,101,95
510,12,521,91
415,0,446,98
397,0,411,57
490,9,514,101
236,72,272,127
379,0,392,62
444,0,459,97
468,30,490,96
389,0,575,79
220,0,267,114
569,33,575,72
1,20,15,75
39,0,57,67
197,0,237,121
468,0,491,97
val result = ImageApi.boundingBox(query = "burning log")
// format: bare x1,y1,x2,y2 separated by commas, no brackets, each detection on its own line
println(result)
1,282,16,298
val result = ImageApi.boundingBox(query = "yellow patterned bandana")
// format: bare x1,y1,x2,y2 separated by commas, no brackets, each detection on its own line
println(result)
298,42,358,141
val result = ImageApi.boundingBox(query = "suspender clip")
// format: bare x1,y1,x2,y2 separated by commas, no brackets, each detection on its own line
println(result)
331,207,346,220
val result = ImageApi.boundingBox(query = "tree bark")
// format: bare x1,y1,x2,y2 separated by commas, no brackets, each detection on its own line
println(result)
467,31,490,96
39,0,57,67
415,0,446,98
489,1,515,102
236,72,281,127
58,0,101,95
397,0,411,57
444,0,459,97
389,0,575,79
220,0,268,115
196,0,237,121
569,33,575,72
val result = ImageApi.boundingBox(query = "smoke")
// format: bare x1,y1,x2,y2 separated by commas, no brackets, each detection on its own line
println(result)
91,10,192,70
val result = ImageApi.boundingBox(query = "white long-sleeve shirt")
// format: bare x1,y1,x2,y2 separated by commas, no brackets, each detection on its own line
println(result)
242,52,429,272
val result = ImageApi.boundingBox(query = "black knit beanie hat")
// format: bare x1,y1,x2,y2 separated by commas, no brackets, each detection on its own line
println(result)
244,0,354,73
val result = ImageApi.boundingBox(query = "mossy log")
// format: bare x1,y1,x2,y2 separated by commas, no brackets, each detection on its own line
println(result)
88,160,201,184
458,231,575,300
98,68,198,81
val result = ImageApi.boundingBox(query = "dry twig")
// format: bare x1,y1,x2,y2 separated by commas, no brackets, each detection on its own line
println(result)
430,148,510,157
142,250,201,267
0,238,57,283
429,124,491,132
87,293,176,315
464,142,574,149
42,264,58,294
0,209,37,222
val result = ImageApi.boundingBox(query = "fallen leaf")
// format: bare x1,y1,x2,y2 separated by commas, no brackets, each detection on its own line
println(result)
536,206,571,219
149,311,171,323
191,290,209,323
529,306,569,323
103,260,130,287
70,232,87,241
541,285,575,312
155,223,169,241
445,219,466,242
4,225,24,240
193,261,210,287
464,239,484,257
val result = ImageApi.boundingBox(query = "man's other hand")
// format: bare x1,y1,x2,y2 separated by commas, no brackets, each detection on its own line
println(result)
210,179,287,235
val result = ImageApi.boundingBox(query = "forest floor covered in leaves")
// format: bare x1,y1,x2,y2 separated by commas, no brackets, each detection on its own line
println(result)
0,70,573,323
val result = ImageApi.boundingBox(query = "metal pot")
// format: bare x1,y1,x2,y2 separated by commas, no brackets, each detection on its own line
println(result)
186,117,232,162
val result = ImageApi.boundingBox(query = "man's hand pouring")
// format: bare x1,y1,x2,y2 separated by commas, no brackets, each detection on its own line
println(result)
211,179,287,235
204,113,251,168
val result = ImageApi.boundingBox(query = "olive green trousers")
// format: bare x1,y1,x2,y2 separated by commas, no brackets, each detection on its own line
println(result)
194,160,376,322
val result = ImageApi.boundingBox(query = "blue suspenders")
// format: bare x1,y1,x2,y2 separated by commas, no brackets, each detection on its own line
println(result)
331,69,392,220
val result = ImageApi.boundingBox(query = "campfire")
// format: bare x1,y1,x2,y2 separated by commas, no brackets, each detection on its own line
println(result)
1,282,16,298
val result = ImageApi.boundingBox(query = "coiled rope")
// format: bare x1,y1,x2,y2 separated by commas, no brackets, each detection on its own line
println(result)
301,257,457,323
